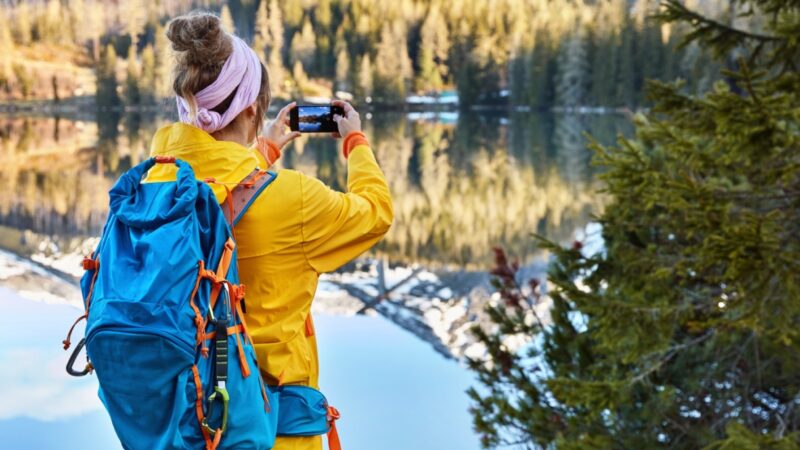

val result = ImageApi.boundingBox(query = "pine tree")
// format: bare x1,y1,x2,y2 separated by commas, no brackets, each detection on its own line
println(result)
415,3,450,93
451,14,504,107
555,29,589,109
96,43,121,108
468,1,800,448
38,0,66,44
617,16,637,107
67,0,86,45
220,3,236,34
292,59,308,94
374,21,412,103
14,2,32,45
316,0,332,31
508,45,530,107
124,45,140,106
123,0,146,49
12,64,33,99
527,30,557,109
86,2,103,61
355,54,373,100
290,19,316,73
253,0,269,57
139,44,156,103
266,0,285,95
153,22,171,98
334,43,350,93
314,0,333,76
0,10,13,89
634,0,666,104
282,1,304,30
588,0,626,107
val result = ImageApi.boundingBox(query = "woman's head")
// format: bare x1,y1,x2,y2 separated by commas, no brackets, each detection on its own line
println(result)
166,11,269,143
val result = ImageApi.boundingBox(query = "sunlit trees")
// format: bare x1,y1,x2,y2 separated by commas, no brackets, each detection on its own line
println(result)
13,2,32,45
85,2,104,61
355,54,373,100
36,0,67,45
263,0,285,94
334,40,350,93
415,2,450,93
254,0,288,93
12,64,32,99
220,4,235,34
450,5,505,106
0,0,738,107
0,10,13,90
374,21,413,103
253,0,269,58
283,0,304,29
123,0,146,49
290,18,316,75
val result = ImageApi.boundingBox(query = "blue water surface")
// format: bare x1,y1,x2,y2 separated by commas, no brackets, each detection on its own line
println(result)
0,286,480,450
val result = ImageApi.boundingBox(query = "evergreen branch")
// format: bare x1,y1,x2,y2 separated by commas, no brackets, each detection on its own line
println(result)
630,331,714,384
658,0,783,44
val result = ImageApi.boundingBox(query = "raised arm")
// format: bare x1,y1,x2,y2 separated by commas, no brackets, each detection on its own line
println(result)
300,102,393,273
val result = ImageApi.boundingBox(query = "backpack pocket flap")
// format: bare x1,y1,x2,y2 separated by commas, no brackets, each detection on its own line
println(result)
275,385,330,437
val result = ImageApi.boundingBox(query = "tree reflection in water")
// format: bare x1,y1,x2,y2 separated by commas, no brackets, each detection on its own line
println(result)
0,110,631,268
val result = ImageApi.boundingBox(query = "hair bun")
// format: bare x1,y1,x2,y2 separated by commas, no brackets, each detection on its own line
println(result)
166,12,232,67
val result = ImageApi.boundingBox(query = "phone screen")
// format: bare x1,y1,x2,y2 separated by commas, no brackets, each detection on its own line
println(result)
292,105,343,133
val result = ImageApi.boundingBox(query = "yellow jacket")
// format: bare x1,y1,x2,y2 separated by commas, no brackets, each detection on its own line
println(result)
147,123,393,450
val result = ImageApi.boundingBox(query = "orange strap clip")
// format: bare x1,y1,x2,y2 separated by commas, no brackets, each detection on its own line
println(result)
64,256,99,350
82,257,98,270
327,406,342,450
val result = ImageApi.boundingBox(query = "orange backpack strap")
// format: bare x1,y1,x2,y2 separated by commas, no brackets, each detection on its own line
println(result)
222,169,277,226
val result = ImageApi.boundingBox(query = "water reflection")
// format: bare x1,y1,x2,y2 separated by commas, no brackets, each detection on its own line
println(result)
0,110,630,267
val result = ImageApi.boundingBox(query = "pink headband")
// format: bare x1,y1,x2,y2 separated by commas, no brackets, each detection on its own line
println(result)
176,34,262,133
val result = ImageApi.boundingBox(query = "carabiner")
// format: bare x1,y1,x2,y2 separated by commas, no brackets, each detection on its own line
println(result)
66,338,93,377
201,386,230,436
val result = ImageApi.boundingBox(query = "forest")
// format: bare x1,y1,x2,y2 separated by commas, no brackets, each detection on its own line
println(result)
0,0,731,109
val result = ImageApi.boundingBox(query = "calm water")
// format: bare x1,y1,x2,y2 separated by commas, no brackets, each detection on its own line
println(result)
0,109,630,449
0,109,630,267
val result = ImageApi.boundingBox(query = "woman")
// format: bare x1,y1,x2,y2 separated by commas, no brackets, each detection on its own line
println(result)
146,11,393,450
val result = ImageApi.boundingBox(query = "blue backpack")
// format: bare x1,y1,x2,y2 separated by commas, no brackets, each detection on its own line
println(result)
62,156,279,449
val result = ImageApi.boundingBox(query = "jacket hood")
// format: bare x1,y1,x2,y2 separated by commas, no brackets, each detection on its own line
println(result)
145,122,265,202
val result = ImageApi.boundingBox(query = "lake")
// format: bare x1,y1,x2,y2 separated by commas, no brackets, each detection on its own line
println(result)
0,108,629,449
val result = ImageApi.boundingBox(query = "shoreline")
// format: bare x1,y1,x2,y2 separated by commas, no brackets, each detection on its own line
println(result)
0,97,637,117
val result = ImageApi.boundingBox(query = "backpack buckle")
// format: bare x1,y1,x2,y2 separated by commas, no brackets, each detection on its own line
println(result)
153,156,176,164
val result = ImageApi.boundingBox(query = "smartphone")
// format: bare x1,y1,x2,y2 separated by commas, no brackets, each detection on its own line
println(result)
289,105,345,133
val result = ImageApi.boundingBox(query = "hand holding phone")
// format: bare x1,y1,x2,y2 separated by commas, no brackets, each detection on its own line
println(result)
262,101,301,149
331,100,361,138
